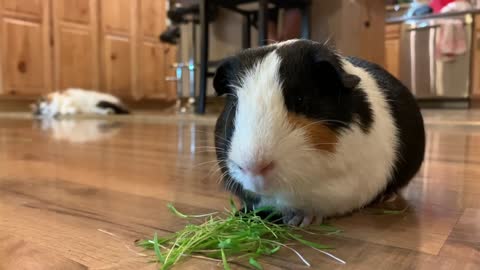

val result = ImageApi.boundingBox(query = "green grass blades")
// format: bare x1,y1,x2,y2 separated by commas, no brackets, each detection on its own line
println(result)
221,248,231,270
140,202,341,270
249,257,263,270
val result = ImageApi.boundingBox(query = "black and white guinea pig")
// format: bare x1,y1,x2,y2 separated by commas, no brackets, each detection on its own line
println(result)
213,39,425,226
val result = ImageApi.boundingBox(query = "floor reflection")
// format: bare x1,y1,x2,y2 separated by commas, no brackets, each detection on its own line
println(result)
35,118,123,143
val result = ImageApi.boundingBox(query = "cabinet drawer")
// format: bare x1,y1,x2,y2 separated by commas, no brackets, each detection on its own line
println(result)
385,23,401,40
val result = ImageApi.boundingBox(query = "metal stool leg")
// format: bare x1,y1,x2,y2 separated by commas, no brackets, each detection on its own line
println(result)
188,22,196,105
301,2,311,39
258,0,268,46
242,14,252,49
196,0,209,114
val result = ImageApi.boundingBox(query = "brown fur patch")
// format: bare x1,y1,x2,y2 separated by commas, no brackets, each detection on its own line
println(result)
287,113,338,153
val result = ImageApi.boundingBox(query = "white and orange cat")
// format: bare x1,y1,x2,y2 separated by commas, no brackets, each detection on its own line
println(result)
31,88,130,118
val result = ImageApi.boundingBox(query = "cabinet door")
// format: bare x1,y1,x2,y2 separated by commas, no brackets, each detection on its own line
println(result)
138,0,175,100
385,39,400,78
0,0,52,96
99,0,136,98
52,0,99,90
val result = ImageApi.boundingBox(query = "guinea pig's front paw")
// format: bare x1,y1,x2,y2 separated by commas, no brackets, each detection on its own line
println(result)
282,209,321,227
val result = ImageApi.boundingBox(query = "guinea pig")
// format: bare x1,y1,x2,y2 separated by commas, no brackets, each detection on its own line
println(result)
213,39,425,226
31,88,130,118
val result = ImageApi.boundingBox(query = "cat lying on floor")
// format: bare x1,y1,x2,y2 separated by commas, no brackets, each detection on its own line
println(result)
31,88,130,118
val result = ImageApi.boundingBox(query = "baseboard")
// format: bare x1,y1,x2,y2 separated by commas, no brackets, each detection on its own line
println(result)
470,96,480,108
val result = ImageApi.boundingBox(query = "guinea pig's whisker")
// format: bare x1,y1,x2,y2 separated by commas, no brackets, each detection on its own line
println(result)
195,146,222,149
195,135,230,145
223,101,237,140
224,177,234,191
233,182,242,197
262,38,279,44
193,151,219,155
188,130,231,144
216,173,226,185
194,146,226,152
323,34,334,46
209,166,226,181
191,159,220,169
199,168,218,182
297,119,348,130
193,149,227,155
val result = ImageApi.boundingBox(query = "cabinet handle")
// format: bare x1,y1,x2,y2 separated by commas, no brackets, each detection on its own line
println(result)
165,76,179,81
407,25,440,31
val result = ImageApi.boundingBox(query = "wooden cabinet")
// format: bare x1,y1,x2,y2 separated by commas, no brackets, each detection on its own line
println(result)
384,23,401,78
53,0,99,90
0,0,175,100
0,0,52,96
138,0,173,99
99,0,135,98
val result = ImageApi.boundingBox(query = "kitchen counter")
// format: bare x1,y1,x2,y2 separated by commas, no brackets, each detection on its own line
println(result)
387,8,480,24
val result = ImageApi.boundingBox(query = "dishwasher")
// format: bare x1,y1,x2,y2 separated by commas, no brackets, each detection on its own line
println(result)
399,14,474,105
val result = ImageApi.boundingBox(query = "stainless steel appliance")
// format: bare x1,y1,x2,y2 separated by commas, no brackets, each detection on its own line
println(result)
399,14,474,102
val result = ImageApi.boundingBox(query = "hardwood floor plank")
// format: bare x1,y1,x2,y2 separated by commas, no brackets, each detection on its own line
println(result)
438,208,480,264
0,233,88,270
0,110,479,269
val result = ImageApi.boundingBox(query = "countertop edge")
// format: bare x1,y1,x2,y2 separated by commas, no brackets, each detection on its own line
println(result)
386,8,480,24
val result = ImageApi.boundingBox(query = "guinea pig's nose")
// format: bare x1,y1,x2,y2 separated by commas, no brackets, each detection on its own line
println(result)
245,161,275,176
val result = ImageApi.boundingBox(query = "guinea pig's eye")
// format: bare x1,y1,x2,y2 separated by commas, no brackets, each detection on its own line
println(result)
295,96,304,107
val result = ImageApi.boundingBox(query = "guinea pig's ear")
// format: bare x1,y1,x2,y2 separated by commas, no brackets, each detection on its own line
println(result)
213,56,240,96
340,73,361,89
315,60,360,90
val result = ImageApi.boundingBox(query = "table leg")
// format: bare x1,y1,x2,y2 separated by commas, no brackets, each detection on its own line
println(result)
242,14,252,49
258,0,268,46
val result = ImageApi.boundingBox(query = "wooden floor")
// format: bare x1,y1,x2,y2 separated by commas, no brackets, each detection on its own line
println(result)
0,110,479,270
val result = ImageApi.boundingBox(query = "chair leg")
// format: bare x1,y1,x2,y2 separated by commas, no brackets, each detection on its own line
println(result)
196,0,209,114
258,0,268,46
301,2,311,40
242,14,252,49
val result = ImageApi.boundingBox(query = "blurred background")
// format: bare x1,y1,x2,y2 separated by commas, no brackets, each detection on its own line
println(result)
1,0,479,113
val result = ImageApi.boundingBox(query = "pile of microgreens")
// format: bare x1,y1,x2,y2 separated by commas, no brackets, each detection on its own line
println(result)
138,199,345,270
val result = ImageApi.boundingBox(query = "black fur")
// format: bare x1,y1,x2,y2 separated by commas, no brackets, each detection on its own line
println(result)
347,56,426,195
275,41,373,132
96,101,130,114
214,40,425,210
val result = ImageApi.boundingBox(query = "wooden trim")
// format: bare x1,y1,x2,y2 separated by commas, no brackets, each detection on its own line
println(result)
471,14,480,99
131,0,139,100
43,0,52,93
476,14,480,31
51,0,60,90
90,0,100,89
97,0,105,92
385,23,401,40
1,10,42,22
0,0,4,94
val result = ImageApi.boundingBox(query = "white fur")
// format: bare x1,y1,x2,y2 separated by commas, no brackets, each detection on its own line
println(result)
35,88,123,118
227,48,398,217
